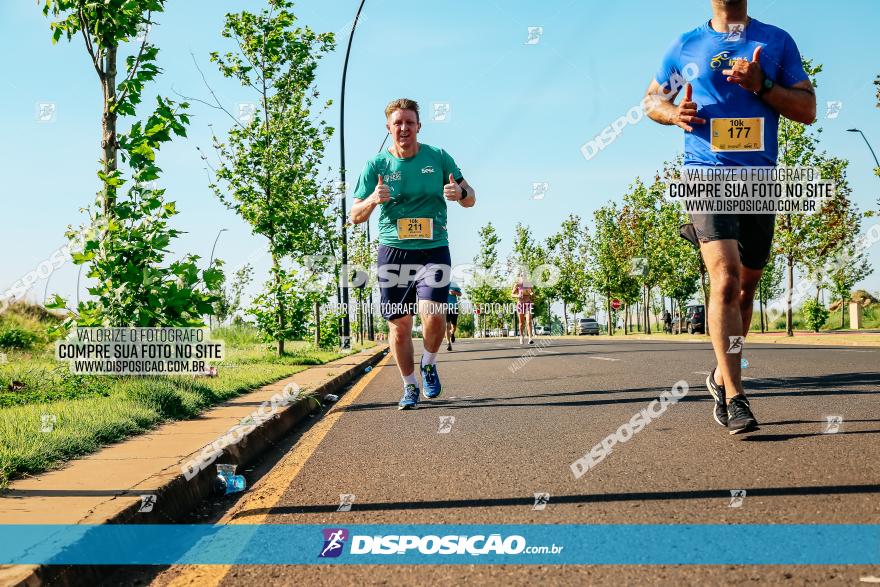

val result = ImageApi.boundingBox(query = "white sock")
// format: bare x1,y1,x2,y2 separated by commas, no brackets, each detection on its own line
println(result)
402,373,418,386
421,351,437,366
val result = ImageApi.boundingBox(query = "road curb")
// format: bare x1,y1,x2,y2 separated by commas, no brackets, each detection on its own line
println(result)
4,344,388,587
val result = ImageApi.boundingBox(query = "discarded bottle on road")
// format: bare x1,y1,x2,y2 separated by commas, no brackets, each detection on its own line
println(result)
364,366,372,373
324,393,340,403
215,464,246,496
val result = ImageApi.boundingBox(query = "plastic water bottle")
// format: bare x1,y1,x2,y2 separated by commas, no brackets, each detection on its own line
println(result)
741,358,749,369
226,474,246,494
364,366,373,373
215,464,247,495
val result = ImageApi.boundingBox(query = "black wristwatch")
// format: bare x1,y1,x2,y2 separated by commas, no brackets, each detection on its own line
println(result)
756,74,774,98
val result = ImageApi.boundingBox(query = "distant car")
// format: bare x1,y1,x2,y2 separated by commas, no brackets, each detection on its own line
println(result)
535,325,551,336
570,318,600,335
673,305,705,334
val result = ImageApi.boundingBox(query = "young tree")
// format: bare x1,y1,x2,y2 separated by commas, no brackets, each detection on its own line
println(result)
42,0,164,217
214,264,254,326
827,242,873,328
773,59,858,335
589,204,631,335
43,0,222,328
205,0,336,355
466,223,509,335
756,255,784,332
546,215,590,333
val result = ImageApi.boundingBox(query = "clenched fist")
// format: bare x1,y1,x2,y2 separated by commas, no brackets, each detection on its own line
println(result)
444,173,463,201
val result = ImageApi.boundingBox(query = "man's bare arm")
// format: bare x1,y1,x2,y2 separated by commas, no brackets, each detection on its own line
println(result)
758,80,816,124
350,173,389,225
457,179,476,208
444,175,476,208
722,46,816,124
644,80,705,132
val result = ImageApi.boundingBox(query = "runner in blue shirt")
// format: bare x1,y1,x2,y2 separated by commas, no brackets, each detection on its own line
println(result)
645,0,816,434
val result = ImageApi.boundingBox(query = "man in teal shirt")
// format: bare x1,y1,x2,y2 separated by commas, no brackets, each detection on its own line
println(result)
351,99,476,410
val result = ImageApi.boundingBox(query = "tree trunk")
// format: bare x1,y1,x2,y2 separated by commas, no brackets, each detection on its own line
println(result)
562,302,568,335
785,256,794,337
759,289,765,333
606,295,612,336
314,300,321,347
699,261,709,337
841,295,846,328
272,255,285,356
101,45,119,216
635,301,641,333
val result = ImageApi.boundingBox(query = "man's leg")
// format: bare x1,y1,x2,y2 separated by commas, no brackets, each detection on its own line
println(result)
420,300,445,354
739,265,763,338
388,314,415,378
525,310,534,341
419,300,446,398
700,239,747,399
701,239,759,434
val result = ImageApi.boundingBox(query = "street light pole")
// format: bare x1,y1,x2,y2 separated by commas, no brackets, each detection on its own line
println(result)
847,128,880,170
366,132,389,342
208,228,228,331
339,0,367,349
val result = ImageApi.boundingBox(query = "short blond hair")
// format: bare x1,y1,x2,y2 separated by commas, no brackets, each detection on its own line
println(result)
385,98,420,122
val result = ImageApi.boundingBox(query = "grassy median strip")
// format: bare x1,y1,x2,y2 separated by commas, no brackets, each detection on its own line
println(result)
0,309,371,488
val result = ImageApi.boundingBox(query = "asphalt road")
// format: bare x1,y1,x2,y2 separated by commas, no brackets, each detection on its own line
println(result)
149,336,880,586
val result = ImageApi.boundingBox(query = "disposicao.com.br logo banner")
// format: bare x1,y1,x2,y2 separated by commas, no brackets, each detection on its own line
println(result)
318,528,563,560
2,524,879,565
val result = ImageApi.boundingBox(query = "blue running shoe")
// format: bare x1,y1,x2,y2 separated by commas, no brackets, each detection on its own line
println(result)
398,383,420,410
421,363,442,399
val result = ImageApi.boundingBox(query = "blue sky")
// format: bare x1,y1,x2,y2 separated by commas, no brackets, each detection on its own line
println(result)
2,0,879,313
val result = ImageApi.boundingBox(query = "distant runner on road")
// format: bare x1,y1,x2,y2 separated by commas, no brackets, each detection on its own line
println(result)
512,274,536,345
445,281,462,352
350,99,476,410
645,0,815,434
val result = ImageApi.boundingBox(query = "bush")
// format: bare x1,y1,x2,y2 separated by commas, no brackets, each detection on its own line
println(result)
0,328,37,349
802,299,830,333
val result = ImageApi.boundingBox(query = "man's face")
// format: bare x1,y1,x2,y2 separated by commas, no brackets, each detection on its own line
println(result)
386,109,420,149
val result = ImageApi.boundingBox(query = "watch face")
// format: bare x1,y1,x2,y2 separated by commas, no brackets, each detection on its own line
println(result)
764,78,774,89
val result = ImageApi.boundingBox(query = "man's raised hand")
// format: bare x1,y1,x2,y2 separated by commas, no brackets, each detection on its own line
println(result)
372,173,390,204
675,83,705,132
723,45,764,94
444,173,463,201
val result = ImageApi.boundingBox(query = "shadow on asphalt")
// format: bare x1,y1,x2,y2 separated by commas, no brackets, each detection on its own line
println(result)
232,483,880,518
337,372,880,413
743,430,880,441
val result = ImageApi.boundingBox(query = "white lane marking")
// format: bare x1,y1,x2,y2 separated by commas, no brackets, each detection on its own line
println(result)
859,577,880,584
588,356,620,361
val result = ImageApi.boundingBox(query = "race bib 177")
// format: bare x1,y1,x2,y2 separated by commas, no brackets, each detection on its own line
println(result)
710,117,764,152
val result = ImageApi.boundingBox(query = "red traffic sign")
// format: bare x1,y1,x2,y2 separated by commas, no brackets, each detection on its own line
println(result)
611,299,621,311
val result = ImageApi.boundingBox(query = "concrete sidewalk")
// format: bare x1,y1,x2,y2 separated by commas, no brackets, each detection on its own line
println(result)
0,345,387,586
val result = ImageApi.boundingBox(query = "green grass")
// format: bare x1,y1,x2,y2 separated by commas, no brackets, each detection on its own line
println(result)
0,306,374,488
750,302,880,332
